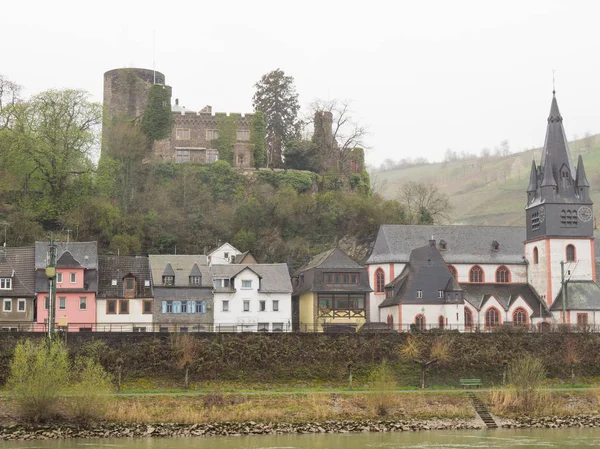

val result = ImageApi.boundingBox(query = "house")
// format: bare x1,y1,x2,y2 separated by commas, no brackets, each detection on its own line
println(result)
211,263,292,332
35,242,98,332
148,255,213,332
291,248,372,332
208,243,242,265
96,255,154,332
367,91,596,330
0,247,35,331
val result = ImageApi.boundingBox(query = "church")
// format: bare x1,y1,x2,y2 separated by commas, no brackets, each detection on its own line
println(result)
367,92,600,331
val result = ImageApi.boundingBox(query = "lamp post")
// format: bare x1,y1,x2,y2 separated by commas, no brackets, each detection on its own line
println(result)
561,261,567,325
45,234,57,338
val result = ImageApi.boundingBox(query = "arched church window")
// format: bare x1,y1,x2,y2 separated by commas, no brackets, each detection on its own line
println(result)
415,314,425,331
496,266,510,283
375,268,385,293
533,247,539,264
447,265,457,279
566,244,576,262
438,315,445,329
469,266,484,283
464,308,474,331
485,308,500,329
513,308,528,326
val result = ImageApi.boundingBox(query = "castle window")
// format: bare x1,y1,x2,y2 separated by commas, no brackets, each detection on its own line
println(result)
176,150,190,163
447,265,457,279
206,129,219,141
175,128,190,140
495,266,510,283
485,307,500,328
237,154,245,166
464,308,473,331
566,244,576,262
415,314,426,331
375,268,385,293
469,266,484,283
236,130,250,141
207,150,219,164
513,308,528,326
533,247,539,264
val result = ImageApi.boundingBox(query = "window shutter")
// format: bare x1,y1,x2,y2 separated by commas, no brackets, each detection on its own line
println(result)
187,301,194,314
174,301,181,313
201,301,206,314
161,301,167,313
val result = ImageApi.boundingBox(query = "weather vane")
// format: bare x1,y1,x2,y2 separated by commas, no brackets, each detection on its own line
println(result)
552,69,556,95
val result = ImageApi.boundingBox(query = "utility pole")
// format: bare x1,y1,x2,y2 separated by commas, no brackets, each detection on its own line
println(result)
46,233,57,338
561,261,567,325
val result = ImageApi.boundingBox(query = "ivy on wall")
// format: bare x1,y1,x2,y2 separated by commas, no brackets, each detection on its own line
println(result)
215,114,238,165
140,85,172,142
250,111,267,168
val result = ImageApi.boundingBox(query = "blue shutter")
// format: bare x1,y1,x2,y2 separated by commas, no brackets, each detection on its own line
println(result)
173,301,181,313
187,301,194,314
161,301,167,313
201,301,206,314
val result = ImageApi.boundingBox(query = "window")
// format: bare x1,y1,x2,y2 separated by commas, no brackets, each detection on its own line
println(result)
3,299,11,312
181,301,189,313
438,290,444,298
194,301,206,314
533,247,539,264
222,300,229,312
117,300,128,314
56,273,63,284
58,297,66,310
70,273,76,283
176,128,190,140
207,149,218,164
161,300,173,313
513,308,528,326
496,266,510,283
469,266,484,283
566,244,576,262
237,130,250,141
189,276,201,285
438,316,445,329
214,278,231,288
243,300,250,312
176,150,190,163
258,323,269,332
143,300,153,314
79,297,87,310
491,240,500,251
386,288,394,299
273,300,279,312
561,210,578,228
415,314,425,331
259,300,266,312
237,154,245,165
242,280,252,289
577,313,589,327
375,268,385,293
163,275,174,286
351,160,358,173
224,252,229,259
125,278,135,292
107,300,117,314
111,279,118,286
464,308,473,330
439,240,447,250
485,308,499,328
417,290,423,298
447,265,457,279
17,299,25,312
144,280,151,287
325,273,360,284
0,278,12,290
44,296,49,310
206,129,219,140
272,322,284,332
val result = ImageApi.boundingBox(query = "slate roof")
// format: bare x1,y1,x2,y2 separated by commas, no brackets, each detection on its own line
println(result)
462,283,551,318
296,248,365,273
148,255,211,288
97,255,153,299
367,225,526,265
379,241,464,308
211,264,293,293
35,242,98,269
0,247,35,297
550,281,600,311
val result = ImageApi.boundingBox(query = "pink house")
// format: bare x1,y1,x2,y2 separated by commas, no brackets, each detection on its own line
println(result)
35,242,98,331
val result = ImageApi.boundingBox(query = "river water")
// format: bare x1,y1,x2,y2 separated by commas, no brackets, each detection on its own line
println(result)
2,429,600,448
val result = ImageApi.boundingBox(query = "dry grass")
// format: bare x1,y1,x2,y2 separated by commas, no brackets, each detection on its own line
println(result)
103,392,473,424
486,389,600,417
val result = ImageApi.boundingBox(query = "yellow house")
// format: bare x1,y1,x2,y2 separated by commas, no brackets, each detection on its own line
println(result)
291,249,372,332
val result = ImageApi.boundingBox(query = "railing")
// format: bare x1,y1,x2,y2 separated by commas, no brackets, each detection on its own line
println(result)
0,321,598,334
317,308,367,319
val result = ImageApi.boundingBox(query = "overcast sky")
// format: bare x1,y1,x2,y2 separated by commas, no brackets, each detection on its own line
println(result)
3,0,599,166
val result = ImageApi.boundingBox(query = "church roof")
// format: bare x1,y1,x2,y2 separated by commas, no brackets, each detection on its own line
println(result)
462,283,551,318
296,248,364,273
540,93,576,180
550,281,600,311
367,225,526,265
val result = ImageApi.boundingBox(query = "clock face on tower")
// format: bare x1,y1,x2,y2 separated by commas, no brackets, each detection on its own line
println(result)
539,206,545,223
578,206,593,222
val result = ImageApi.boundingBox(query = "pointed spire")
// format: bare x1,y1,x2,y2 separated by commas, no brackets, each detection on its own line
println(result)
540,93,575,182
576,154,590,187
541,165,557,187
527,160,538,192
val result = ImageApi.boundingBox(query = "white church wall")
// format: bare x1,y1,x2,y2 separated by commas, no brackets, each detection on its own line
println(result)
402,303,464,330
367,263,405,322
548,239,594,303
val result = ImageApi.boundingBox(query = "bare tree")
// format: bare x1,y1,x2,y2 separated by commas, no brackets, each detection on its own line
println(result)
397,181,452,224
400,336,452,389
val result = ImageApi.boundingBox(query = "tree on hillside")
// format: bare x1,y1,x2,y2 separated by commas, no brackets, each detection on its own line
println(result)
400,336,451,389
252,69,300,168
397,181,452,224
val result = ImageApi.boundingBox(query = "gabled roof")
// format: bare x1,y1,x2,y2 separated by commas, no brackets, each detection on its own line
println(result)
163,263,175,277
233,251,257,264
35,241,98,269
97,255,153,299
296,248,365,274
0,247,35,297
190,263,202,277
462,283,550,318
367,225,526,265
210,263,293,293
550,281,600,311
208,243,239,257
149,255,212,288
56,251,81,268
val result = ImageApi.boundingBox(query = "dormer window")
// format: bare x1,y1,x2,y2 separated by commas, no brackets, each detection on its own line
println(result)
124,277,135,298
190,276,201,285
0,278,12,290
439,240,447,250
438,290,444,298
162,275,174,286
386,288,394,299
491,240,500,251
417,290,423,298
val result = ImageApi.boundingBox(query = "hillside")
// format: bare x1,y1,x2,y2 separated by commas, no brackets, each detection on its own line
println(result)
375,134,600,226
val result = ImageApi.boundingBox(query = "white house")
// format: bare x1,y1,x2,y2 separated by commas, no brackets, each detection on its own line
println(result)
208,243,242,265
211,263,293,332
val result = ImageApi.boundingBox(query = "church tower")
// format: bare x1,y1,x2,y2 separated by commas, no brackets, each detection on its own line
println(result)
525,92,595,310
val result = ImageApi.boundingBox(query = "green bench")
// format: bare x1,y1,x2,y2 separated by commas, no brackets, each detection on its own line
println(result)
460,378,482,388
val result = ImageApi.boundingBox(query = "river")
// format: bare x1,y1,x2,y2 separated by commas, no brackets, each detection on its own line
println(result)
2,428,600,449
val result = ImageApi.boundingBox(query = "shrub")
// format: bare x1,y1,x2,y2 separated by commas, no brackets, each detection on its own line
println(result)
367,360,397,416
68,357,114,423
7,338,69,422
508,354,547,411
